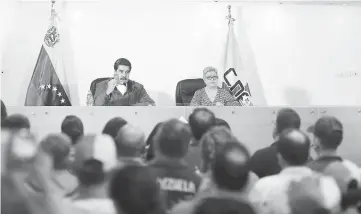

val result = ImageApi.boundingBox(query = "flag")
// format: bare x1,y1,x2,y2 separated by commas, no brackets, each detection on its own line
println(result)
221,16,267,106
25,10,74,106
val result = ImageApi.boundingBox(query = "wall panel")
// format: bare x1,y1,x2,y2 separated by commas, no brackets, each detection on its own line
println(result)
5,106,361,165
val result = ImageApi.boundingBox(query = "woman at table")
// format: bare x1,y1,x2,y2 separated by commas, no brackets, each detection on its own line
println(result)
190,66,240,106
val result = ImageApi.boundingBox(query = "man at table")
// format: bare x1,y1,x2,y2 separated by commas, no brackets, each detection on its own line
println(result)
94,58,155,106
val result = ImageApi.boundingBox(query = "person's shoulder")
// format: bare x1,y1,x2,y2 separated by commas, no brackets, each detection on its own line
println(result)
251,145,276,159
129,80,145,90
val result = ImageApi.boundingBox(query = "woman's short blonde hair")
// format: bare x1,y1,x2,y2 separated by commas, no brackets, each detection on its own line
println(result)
203,66,218,78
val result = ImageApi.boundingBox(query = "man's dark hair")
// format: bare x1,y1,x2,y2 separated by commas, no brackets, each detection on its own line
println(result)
109,165,166,214
61,115,84,145
318,132,343,150
144,122,164,162
212,141,251,191
309,116,343,150
77,159,105,187
102,117,128,139
2,114,30,130
275,108,301,135
1,100,7,121
215,118,231,130
277,128,310,166
188,108,216,141
114,58,132,71
154,119,192,158
194,197,255,214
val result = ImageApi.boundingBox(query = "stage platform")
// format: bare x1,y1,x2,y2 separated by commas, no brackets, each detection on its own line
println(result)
6,106,361,165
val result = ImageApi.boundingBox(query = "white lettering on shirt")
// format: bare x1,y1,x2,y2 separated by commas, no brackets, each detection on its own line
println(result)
157,177,196,193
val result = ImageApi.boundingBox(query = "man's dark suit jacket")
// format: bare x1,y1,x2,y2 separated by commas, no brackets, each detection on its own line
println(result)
93,79,155,106
249,141,314,178
249,142,282,178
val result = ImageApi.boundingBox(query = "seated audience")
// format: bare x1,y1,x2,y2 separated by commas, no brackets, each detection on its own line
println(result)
198,127,258,194
249,108,301,178
190,66,240,106
187,108,217,172
144,122,164,162
109,165,167,214
94,58,155,106
61,115,84,145
172,133,256,214
307,116,361,213
71,134,118,213
114,124,146,165
249,128,341,214
102,117,128,139
25,133,77,197
1,125,35,214
148,119,202,210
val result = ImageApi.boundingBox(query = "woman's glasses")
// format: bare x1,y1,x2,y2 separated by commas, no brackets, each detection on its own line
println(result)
205,76,219,81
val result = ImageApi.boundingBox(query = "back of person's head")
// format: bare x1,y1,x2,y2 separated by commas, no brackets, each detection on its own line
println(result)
275,108,301,135
61,115,84,145
109,165,166,214
200,126,238,172
153,119,192,159
114,124,145,158
74,134,118,187
102,117,128,139
144,122,164,162
193,197,255,214
211,140,251,191
39,133,72,170
188,108,216,141
2,114,30,130
1,100,7,121
308,116,343,150
215,118,231,130
277,128,310,166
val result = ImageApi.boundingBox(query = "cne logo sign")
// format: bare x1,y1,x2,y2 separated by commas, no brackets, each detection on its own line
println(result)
223,68,253,106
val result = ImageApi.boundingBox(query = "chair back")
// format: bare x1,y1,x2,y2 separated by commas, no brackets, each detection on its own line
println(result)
90,77,110,96
175,78,206,106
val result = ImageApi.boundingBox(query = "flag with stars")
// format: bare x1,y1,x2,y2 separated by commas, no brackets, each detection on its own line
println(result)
220,15,267,106
25,9,75,106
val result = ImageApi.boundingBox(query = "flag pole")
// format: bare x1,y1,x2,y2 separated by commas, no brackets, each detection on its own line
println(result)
226,5,235,25
50,0,57,19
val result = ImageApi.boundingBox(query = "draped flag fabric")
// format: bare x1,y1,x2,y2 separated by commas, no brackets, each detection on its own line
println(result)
25,10,74,106
221,19,267,106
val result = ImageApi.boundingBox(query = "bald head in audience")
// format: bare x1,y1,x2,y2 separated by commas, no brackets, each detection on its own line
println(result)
277,128,311,167
114,124,146,158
